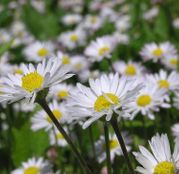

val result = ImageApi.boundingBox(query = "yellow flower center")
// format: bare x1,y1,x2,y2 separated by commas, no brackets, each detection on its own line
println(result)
90,16,97,24
21,72,44,92
46,109,62,123
154,161,175,174
98,46,110,56
152,48,163,57
109,139,119,149
125,64,136,76
170,58,177,66
24,166,40,174
70,34,78,42
158,80,170,89
15,69,23,75
62,56,71,65
57,90,69,99
37,48,49,57
56,132,64,140
94,93,119,112
74,63,82,70
137,95,151,107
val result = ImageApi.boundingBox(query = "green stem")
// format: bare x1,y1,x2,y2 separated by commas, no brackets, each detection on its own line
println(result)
103,122,112,174
110,117,134,174
89,125,96,159
37,99,92,174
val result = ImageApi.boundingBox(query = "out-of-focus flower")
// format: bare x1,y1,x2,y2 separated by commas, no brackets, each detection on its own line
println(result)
58,29,86,49
113,61,145,78
31,100,69,131
96,133,131,163
23,41,54,62
85,36,116,62
49,127,68,147
162,54,178,70
143,7,159,21
115,15,130,33
62,14,82,26
11,157,52,174
140,42,177,62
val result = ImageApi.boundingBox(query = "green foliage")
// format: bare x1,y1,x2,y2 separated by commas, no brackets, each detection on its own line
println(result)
11,123,49,167
21,5,59,40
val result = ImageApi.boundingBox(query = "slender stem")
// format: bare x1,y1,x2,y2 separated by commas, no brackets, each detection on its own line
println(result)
103,122,112,174
37,99,92,174
110,117,134,174
89,125,96,159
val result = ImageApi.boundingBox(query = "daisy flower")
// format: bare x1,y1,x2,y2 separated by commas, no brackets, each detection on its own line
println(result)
134,133,179,174
31,100,69,131
140,42,177,62
49,83,74,100
147,70,179,92
56,51,71,66
115,15,130,33
23,41,54,62
143,7,159,21
162,54,178,70
11,157,51,174
125,79,170,119
84,36,116,62
71,55,90,73
0,29,11,44
83,15,104,31
0,58,73,104
113,60,145,77
49,127,68,147
62,14,82,26
68,73,142,128
96,132,131,163
58,29,86,50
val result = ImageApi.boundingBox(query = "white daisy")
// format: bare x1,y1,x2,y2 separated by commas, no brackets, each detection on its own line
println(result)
0,52,12,76
147,70,179,92
140,42,177,62
31,100,69,131
56,51,71,66
173,18,179,29
134,133,179,174
143,7,159,21
49,83,74,100
162,54,178,70
62,14,82,26
11,157,51,174
125,78,170,119
115,15,130,33
96,132,131,163
58,29,86,50
23,41,54,62
0,29,11,44
0,58,73,104
49,127,68,147
113,61,145,77
68,73,142,129
71,55,90,73
84,36,116,62
83,15,104,31
112,32,129,45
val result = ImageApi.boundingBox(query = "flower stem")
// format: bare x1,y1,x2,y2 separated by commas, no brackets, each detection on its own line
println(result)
89,125,96,159
110,117,134,174
103,122,112,174
37,99,92,174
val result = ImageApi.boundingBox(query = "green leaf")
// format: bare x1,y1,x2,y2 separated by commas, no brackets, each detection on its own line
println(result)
12,123,49,167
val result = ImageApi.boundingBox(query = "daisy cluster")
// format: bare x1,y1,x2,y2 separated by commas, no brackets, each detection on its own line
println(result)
0,0,179,173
